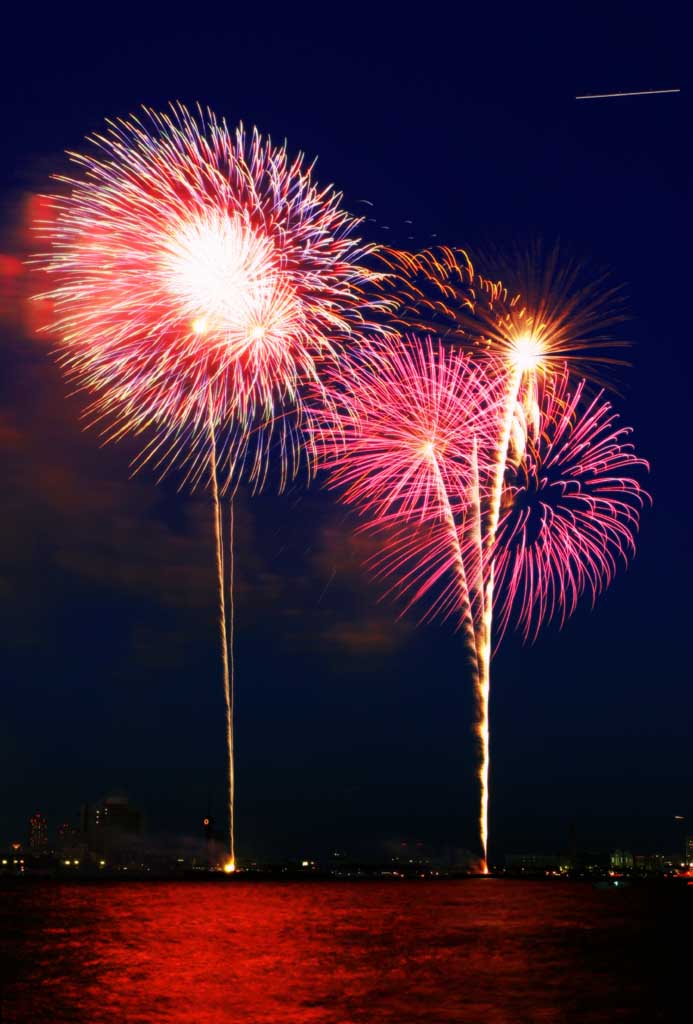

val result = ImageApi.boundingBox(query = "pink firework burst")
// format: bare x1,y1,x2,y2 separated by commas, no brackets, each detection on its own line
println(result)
319,335,502,627
493,370,650,643
33,103,384,491
321,337,649,874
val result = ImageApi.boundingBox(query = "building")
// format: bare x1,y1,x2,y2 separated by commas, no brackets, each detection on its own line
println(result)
28,812,48,853
685,836,693,867
610,850,634,870
632,853,682,873
81,794,143,862
57,822,81,852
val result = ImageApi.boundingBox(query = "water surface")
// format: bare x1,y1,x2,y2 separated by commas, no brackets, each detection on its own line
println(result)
0,880,687,1022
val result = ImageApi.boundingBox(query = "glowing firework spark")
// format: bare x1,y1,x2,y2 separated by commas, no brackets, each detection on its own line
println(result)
34,103,383,866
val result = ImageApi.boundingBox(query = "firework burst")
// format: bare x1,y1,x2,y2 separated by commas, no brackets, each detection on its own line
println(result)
322,336,499,527
379,243,628,387
34,103,384,868
325,240,647,871
34,102,383,490
372,243,636,870
493,371,649,644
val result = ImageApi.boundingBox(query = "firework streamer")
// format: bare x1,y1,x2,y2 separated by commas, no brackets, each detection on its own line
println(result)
33,103,383,868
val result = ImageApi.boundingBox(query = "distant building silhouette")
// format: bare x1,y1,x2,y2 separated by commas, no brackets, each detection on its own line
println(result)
81,794,143,863
28,812,48,853
57,822,81,852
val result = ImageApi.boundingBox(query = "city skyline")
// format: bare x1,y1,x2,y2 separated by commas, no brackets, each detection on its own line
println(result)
4,796,691,867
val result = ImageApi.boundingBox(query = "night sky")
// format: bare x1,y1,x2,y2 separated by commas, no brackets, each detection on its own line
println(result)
0,6,688,861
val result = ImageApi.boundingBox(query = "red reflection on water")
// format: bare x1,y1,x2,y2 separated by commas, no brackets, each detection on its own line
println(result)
0,881,688,1023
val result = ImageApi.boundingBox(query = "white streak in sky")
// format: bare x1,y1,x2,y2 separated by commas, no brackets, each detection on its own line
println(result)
576,88,680,100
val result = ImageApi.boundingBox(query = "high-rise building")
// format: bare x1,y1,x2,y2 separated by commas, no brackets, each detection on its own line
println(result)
686,835,693,867
28,812,48,853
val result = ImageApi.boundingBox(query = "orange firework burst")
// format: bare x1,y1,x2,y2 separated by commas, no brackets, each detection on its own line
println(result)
378,243,628,387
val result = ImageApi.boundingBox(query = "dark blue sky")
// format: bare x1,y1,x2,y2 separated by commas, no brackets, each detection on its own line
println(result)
0,4,688,860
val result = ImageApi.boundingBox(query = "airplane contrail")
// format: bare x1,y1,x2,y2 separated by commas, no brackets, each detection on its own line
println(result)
576,88,680,100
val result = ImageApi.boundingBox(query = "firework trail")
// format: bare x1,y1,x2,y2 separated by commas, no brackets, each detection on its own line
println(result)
208,398,235,869
34,103,383,867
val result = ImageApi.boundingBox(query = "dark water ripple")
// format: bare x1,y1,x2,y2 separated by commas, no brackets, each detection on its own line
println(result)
0,880,687,1023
